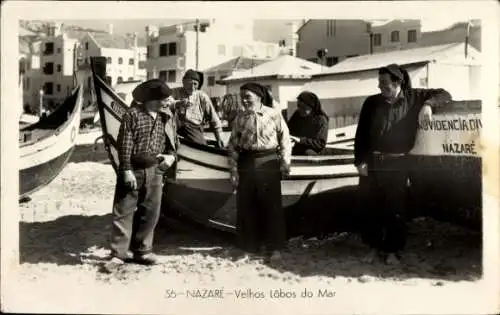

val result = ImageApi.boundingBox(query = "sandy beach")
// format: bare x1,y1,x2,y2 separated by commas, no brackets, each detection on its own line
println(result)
10,133,487,314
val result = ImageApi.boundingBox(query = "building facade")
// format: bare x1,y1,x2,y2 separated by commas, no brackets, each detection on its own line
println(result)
77,25,147,108
296,19,421,66
34,23,79,112
145,20,280,85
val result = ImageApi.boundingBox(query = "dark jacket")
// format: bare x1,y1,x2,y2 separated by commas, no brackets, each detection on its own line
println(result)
354,88,452,166
288,112,329,155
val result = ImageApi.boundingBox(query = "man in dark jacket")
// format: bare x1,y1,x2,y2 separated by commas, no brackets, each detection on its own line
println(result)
103,79,178,273
354,64,451,265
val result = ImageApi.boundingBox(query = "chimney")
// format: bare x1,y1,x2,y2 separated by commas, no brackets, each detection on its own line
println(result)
107,23,114,35
133,32,138,48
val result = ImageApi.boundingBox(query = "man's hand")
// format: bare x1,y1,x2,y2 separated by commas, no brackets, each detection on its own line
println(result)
418,104,433,127
157,154,176,171
215,132,225,148
280,163,291,178
290,136,301,143
230,172,239,192
356,163,368,176
122,170,137,190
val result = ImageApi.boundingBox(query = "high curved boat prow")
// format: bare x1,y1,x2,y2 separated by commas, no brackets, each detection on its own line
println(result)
19,85,83,199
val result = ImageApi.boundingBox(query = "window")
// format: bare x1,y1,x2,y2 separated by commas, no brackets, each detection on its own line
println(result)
87,77,92,88
44,82,54,95
105,76,112,85
44,62,54,75
129,58,134,65
168,43,177,56
57,84,61,92
326,56,339,66
106,57,112,64
159,44,168,57
159,70,168,81
167,70,176,82
147,45,151,58
85,42,89,50
57,64,62,72
44,42,54,55
391,31,400,42
326,20,336,37
373,33,382,46
57,47,61,53
408,29,417,43
208,76,215,86
117,77,123,83
128,77,134,81
218,45,226,56
138,60,146,69
118,57,123,65
307,58,318,63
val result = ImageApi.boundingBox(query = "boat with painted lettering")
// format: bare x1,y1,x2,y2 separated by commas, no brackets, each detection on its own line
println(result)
19,85,83,199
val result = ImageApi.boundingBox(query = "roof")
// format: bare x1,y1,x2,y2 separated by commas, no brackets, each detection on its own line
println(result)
90,33,141,50
420,21,481,51
222,55,324,82
204,56,269,73
315,42,475,77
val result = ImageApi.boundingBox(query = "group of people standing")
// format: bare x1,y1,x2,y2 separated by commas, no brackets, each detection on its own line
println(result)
102,62,451,273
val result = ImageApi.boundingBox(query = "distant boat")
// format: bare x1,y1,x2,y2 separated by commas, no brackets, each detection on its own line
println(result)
19,85,83,199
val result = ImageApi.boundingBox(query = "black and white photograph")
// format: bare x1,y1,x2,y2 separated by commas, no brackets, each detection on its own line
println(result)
2,1,499,314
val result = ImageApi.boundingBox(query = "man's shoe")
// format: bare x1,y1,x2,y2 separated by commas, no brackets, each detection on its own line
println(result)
362,249,379,264
385,253,401,266
133,253,158,265
101,257,125,273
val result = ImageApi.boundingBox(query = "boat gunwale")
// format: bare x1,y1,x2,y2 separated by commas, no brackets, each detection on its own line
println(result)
19,86,82,149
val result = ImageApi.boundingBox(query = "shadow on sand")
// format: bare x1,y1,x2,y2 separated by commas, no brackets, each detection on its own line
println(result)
19,205,481,282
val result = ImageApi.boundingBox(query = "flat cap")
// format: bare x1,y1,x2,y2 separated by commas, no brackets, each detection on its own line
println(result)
132,79,172,103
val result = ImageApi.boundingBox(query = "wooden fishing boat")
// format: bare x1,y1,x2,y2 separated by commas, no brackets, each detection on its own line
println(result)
90,56,482,235
90,57,360,237
19,85,83,199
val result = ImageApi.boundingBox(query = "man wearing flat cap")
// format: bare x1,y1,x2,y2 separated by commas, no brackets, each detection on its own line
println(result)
166,69,224,147
355,63,451,265
103,79,178,272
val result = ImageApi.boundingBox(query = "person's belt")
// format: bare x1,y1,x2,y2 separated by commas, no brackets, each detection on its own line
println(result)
130,154,160,169
372,151,407,157
239,148,278,158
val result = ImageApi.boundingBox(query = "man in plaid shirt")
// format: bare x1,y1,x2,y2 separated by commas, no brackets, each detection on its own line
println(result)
103,79,178,273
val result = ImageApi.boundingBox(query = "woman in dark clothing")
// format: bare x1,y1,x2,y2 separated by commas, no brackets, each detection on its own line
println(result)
288,91,329,156
354,63,451,265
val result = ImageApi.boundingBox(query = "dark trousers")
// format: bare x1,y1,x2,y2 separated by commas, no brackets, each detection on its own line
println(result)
359,155,409,253
236,151,286,253
110,166,164,260
178,121,207,145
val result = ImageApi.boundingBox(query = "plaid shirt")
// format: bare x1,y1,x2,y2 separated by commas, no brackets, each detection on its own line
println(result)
166,88,222,131
227,105,292,174
117,106,169,171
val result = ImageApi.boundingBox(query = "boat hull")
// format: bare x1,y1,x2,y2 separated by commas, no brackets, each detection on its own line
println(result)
19,86,83,199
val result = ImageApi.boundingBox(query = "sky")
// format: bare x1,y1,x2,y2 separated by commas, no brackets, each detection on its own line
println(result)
57,18,465,43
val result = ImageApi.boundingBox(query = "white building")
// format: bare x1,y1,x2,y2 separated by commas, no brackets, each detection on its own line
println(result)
295,42,481,129
77,24,147,108
34,23,80,111
201,56,269,99
19,38,43,114
145,20,281,85
221,55,324,118
296,19,422,66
